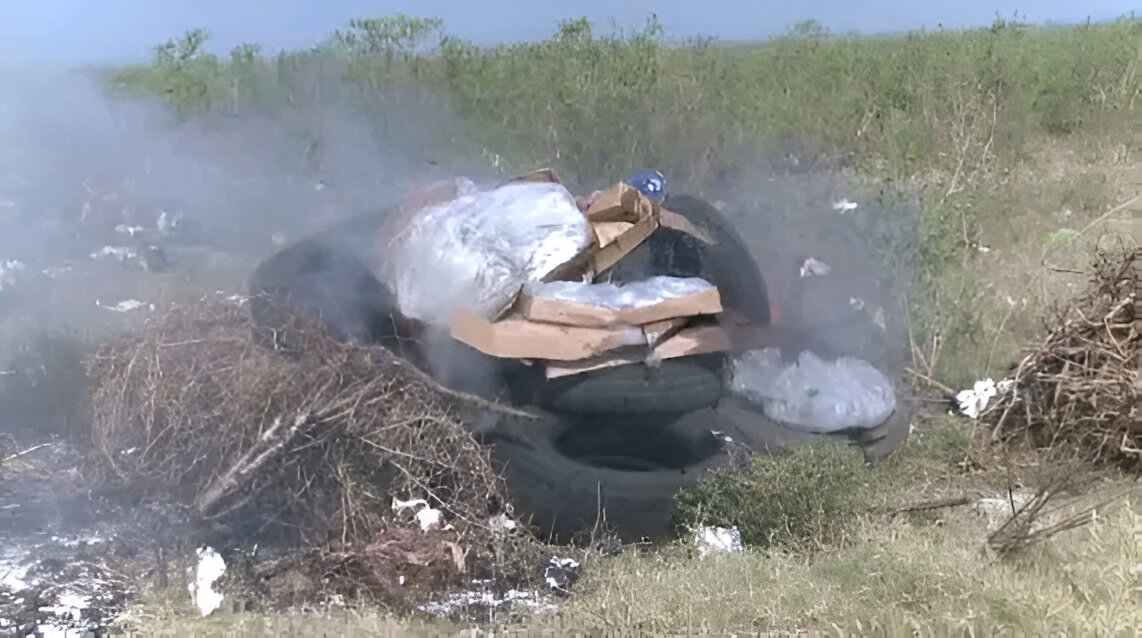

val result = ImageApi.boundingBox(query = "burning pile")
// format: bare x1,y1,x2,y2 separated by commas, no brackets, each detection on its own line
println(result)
983,247,1139,470
377,168,739,378
83,294,542,607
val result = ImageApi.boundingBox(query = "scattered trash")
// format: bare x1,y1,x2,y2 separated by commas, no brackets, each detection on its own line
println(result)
416,585,555,618
730,347,897,433
488,513,517,532
0,259,26,290
114,224,145,237
189,546,226,617
543,557,580,592
832,199,858,213
90,246,137,261
799,257,832,278
953,378,1012,420
693,525,743,558
96,299,154,313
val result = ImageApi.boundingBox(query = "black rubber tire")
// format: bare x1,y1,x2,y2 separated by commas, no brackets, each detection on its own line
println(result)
490,411,734,543
538,358,726,416
245,208,408,353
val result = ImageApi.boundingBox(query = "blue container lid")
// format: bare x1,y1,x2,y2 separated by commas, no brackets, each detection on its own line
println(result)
623,169,667,204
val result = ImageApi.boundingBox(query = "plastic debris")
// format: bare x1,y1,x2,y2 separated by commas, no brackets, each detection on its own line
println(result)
0,259,26,290
799,257,832,278
377,180,594,328
525,276,715,310
544,557,580,591
832,199,859,213
730,347,897,433
954,378,1013,419
189,546,226,617
693,525,743,558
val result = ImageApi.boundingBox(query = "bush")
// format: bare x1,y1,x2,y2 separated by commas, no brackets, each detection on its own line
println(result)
672,441,874,549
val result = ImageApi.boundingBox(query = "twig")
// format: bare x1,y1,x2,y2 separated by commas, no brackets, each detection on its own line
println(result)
891,495,973,514
2,443,52,463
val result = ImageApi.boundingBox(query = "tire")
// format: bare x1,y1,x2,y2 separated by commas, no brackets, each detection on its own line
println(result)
537,357,726,416
490,410,734,543
245,208,412,354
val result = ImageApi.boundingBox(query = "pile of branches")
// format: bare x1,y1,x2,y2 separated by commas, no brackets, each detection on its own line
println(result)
984,247,1139,470
83,293,544,607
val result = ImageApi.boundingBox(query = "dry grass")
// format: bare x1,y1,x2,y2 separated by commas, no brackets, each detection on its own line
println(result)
546,472,1140,635
81,292,548,610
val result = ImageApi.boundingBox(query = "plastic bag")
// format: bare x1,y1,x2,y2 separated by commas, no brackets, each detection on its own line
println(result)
525,275,715,310
376,181,594,328
729,347,896,433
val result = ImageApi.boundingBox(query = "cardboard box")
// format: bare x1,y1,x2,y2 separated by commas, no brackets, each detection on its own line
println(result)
449,307,646,361
584,183,661,274
543,323,734,379
502,167,563,186
517,285,722,328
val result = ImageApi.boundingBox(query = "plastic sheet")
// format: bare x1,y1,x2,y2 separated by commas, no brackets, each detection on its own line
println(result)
525,276,715,310
377,181,594,328
729,347,896,433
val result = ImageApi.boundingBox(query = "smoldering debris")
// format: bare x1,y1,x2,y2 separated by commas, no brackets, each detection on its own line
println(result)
82,293,549,611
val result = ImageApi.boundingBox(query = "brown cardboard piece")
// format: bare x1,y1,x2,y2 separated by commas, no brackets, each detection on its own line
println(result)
543,323,734,379
501,167,563,185
517,285,723,328
449,307,646,361
584,183,661,275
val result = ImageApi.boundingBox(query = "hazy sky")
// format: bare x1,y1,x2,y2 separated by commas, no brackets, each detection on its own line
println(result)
0,0,1136,65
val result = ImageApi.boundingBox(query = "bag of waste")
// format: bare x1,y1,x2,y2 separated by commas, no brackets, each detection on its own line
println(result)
374,180,595,329
729,347,896,433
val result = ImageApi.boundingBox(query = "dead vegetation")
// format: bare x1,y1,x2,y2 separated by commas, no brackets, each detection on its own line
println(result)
81,293,547,610
981,246,1139,471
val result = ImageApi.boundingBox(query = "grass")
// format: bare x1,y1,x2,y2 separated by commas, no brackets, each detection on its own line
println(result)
81,10,1142,634
546,420,1141,634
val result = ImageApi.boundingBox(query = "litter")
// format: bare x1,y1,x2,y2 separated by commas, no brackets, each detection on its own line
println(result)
954,378,1013,419
693,525,743,558
730,347,897,433
189,546,226,617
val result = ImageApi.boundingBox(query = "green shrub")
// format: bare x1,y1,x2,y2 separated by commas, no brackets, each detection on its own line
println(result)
672,441,874,550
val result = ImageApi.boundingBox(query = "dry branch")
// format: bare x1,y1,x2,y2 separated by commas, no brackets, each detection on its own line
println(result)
982,247,1139,471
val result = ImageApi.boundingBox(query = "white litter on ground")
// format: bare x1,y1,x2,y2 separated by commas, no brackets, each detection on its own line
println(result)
89,246,136,261
543,557,580,591
96,299,154,313
0,259,26,290
188,546,226,617
799,257,832,278
832,199,859,213
693,526,743,558
114,224,145,237
416,586,556,618
488,513,517,532
954,378,1013,419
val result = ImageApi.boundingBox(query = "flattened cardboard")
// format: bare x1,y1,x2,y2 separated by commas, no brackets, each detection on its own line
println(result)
517,285,723,328
659,208,716,245
585,182,657,223
449,307,645,361
502,167,562,186
543,324,734,379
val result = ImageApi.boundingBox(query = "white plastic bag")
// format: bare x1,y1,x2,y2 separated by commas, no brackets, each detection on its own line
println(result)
376,180,594,329
729,347,896,433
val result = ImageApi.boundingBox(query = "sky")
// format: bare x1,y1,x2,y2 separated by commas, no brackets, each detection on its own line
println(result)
0,0,1136,66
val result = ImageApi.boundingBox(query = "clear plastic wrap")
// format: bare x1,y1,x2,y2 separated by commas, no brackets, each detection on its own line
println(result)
525,276,715,310
729,347,897,433
376,181,594,328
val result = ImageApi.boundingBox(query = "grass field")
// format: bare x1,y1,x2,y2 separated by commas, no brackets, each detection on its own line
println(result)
94,12,1141,634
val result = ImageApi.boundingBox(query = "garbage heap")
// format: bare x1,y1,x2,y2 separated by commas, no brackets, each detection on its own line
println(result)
374,168,737,378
